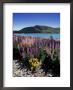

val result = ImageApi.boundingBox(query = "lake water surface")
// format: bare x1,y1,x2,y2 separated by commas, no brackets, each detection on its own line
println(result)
14,33,60,39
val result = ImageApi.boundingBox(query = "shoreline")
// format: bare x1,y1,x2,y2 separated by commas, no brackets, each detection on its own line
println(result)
13,34,60,41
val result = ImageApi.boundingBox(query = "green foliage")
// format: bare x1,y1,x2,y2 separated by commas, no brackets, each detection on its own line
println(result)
52,56,60,76
13,47,22,60
38,48,60,76
38,48,47,62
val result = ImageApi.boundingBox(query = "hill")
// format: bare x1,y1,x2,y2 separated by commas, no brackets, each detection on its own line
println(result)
13,25,60,33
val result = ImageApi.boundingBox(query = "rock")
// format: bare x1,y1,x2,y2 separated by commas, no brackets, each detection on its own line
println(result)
13,60,53,77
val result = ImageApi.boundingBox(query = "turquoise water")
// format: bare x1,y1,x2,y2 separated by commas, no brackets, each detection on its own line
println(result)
14,33,60,39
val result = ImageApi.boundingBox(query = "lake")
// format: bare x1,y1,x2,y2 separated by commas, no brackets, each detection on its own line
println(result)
14,33,60,39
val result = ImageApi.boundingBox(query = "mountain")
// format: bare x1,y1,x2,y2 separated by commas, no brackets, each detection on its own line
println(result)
13,25,60,33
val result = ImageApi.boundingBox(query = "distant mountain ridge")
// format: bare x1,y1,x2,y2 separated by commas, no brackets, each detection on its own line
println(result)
13,25,60,33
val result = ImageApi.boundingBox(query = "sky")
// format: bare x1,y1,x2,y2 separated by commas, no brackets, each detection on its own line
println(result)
13,13,60,31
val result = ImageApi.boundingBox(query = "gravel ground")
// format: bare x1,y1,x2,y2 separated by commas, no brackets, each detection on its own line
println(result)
13,60,53,77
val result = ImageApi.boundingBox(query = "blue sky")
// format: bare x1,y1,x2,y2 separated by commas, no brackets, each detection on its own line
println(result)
13,13,60,31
